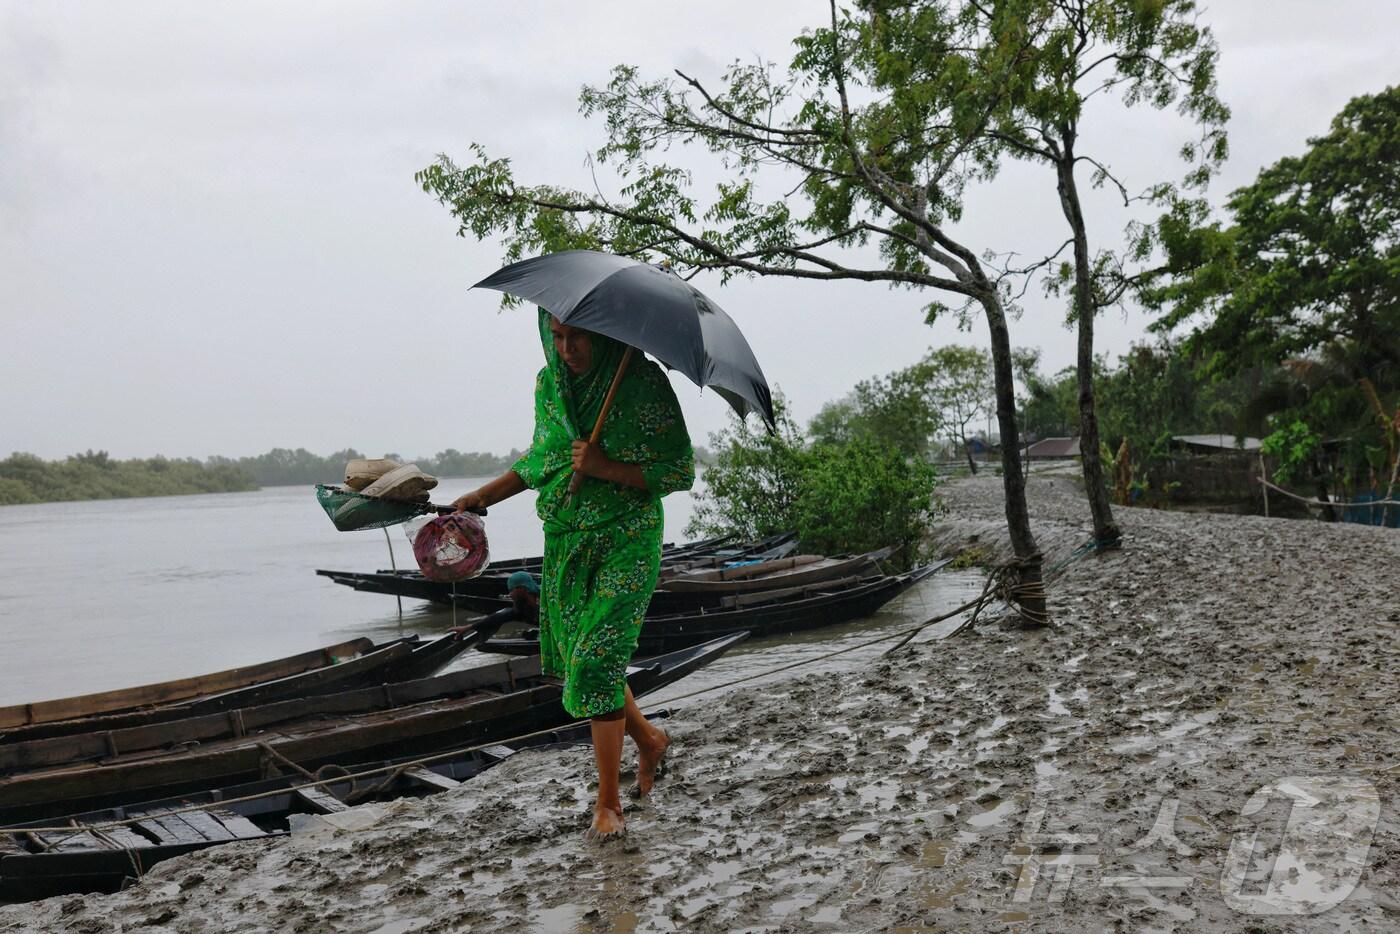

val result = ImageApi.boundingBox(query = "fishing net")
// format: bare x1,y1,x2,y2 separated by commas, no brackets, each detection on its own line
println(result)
409,512,490,582
315,483,434,532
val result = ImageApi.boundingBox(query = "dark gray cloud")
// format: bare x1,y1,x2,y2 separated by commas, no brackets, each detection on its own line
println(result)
1,1,1395,461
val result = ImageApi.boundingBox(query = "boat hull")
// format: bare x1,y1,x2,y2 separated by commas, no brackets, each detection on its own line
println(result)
0,634,747,825
479,561,949,657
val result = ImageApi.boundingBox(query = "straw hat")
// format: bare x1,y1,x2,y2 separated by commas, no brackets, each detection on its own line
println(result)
344,458,402,491
359,463,438,502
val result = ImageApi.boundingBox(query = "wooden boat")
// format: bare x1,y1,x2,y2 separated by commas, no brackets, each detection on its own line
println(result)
315,531,799,605
0,633,747,823
316,530,753,599
0,630,484,748
658,548,893,592
0,636,379,732
0,709,675,902
435,546,891,617
478,560,951,657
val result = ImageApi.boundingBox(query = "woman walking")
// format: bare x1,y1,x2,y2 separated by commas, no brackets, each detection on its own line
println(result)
454,310,694,839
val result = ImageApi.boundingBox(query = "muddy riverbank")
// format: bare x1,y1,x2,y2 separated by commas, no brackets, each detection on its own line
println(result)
4,470,1396,932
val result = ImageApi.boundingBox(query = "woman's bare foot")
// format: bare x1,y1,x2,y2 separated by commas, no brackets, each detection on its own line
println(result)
632,730,670,798
584,804,626,841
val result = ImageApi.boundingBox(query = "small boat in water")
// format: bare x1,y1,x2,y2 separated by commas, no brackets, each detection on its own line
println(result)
0,633,747,823
439,547,895,616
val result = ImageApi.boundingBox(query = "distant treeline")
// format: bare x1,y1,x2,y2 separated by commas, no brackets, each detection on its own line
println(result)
0,451,257,506
205,447,526,487
1,444,714,507
0,447,525,506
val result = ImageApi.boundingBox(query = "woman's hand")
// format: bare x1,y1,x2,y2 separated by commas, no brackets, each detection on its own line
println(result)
571,441,609,478
570,442,648,489
452,489,487,513
454,471,528,511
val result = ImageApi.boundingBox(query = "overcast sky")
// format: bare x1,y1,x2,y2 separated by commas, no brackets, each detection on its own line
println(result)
2,1,1395,462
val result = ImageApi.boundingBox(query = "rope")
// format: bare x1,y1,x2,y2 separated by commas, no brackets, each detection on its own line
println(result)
881,533,1120,654
91,824,146,882
1256,476,1400,509
383,527,404,625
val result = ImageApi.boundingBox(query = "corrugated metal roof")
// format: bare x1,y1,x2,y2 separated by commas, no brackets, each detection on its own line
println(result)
1171,434,1262,452
1025,437,1080,458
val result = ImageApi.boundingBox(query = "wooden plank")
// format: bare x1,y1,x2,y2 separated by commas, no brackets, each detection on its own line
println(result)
403,767,460,792
661,555,884,594
293,786,349,814
134,810,203,845
29,829,109,853
55,831,132,853
719,575,865,609
207,809,266,839
175,809,237,842
133,818,183,845
92,825,155,850
480,745,518,760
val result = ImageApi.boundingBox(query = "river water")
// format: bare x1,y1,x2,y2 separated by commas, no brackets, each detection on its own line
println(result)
0,482,982,710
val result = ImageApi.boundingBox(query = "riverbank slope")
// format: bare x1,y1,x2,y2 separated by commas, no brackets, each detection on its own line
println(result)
5,471,1396,932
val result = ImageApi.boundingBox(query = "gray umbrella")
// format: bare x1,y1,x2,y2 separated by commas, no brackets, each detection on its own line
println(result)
474,250,775,427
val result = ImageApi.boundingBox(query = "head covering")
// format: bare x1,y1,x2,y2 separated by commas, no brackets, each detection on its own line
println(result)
511,307,696,532
542,309,628,439
506,570,541,595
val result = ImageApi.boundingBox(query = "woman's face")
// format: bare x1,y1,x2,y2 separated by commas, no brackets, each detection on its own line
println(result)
549,318,593,375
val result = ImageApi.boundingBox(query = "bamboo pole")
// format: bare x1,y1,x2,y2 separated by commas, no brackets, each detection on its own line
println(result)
1259,454,1269,518
567,346,635,497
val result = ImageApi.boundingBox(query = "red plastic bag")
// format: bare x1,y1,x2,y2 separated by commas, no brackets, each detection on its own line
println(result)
410,513,490,582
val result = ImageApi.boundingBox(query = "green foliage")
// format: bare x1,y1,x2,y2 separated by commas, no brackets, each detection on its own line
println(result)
808,368,936,458
205,447,527,487
205,448,365,487
418,449,526,479
688,396,942,568
685,397,807,542
917,345,994,467
949,545,994,570
0,446,532,507
1145,86,1400,491
808,345,993,467
1149,85,1400,385
411,2,1119,314
792,440,943,563
1261,421,1322,485
1094,341,1255,459
968,0,1228,317
0,451,256,506
1013,348,1079,440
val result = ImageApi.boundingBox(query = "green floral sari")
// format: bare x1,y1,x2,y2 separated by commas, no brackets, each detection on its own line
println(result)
512,310,694,717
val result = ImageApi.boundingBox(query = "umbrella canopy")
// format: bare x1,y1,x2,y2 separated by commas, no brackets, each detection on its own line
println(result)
474,250,774,426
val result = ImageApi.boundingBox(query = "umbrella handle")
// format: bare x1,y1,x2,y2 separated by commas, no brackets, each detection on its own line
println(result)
432,504,487,517
567,346,635,496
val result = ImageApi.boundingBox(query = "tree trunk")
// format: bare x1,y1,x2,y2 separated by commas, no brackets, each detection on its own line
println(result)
1054,140,1121,547
963,435,978,474
975,290,1047,625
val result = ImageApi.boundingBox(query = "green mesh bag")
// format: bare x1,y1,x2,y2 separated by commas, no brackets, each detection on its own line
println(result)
315,483,435,532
